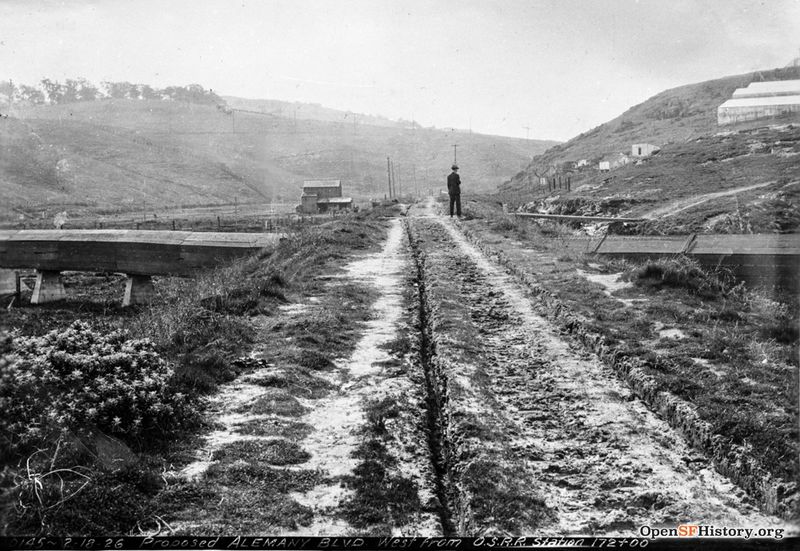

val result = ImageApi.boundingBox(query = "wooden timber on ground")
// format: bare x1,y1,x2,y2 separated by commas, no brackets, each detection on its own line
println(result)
0,229,282,277
513,212,645,223
592,233,800,288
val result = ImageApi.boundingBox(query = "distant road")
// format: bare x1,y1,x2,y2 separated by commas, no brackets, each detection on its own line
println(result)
641,181,774,219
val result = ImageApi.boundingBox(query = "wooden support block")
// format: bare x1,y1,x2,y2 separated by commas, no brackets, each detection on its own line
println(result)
0,268,19,298
123,274,154,307
31,270,66,304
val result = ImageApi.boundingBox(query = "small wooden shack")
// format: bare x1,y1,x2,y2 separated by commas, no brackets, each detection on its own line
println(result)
298,180,353,214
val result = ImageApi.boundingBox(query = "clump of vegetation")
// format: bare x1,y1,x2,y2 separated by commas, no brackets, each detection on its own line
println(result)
0,323,195,536
1,455,165,535
462,459,552,533
624,256,741,299
0,321,195,459
489,216,518,232
212,439,310,466
240,390,307,417
338,396,421,533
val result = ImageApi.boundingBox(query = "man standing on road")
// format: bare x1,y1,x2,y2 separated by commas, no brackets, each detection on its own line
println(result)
447,164,462,217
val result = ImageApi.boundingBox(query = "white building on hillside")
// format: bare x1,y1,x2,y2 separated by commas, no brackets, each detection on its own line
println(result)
631,143,659,157
718,79,800,125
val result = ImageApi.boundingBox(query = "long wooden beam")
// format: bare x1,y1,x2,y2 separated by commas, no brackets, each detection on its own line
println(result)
592,233,800,287
513,212,645,223
0,230,282,277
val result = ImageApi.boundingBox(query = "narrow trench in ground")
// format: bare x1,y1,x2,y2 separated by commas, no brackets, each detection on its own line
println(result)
404,219,456,536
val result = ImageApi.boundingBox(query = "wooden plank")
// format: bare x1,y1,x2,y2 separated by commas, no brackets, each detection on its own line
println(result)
593,233,800,289
693,234,800,255
596,236,686,255
514,213,644,223
0,230,282,275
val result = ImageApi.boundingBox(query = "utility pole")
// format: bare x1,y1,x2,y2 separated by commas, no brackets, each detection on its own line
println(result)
412,165,418,198
391,160,399,199
523,125,530,142
452,144,458,164
386,157,393,199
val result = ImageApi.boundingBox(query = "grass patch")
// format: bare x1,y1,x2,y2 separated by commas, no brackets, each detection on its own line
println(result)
1,457,165,536
237,389,308,417
235,419,314,439
205,462,321,493
338,396,422,533
247,368,335,399
462,459,552,533
625,256,741,299
166,486,314,533
212,439,310,466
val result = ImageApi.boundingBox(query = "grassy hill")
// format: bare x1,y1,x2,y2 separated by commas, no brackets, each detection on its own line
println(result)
500,66,800,233
223,95,404,128
0,97,556,223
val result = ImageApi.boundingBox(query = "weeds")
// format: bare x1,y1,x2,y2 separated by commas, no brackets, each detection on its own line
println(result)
211,440,310,466
340,397,421,532
624,256,742,299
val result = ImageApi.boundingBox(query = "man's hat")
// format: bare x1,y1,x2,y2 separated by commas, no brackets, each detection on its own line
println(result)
451,164,459,170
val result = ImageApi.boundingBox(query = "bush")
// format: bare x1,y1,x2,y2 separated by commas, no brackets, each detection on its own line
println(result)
0,321,194,458
625,256,739,299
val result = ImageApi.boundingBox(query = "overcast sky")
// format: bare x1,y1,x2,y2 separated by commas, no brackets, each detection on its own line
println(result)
1,0,798,141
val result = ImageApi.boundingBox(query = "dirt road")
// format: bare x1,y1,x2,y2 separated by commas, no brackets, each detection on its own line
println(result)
641,181,774,219
403,197,786,535
167,199,790,536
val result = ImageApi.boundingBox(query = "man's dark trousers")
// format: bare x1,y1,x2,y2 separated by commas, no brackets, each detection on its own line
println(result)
449,193,461,217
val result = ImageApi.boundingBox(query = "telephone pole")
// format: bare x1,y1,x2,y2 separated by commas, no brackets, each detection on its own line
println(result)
386,157,393,199
391,160,399,199
452,144,458,164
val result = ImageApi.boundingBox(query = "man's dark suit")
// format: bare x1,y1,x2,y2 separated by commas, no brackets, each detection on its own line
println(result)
447,171,461,217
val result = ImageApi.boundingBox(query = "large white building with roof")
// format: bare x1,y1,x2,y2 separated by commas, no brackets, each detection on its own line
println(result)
718,79,800,125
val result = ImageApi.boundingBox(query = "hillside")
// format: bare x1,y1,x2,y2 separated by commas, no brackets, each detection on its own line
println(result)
223,96,404,128
500,66,800,233
512,66,800,176
0,97,557,223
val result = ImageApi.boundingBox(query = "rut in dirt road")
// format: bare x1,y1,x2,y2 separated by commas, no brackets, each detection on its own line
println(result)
406,198,787,535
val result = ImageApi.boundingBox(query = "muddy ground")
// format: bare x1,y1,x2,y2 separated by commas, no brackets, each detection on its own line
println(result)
147,198,794,536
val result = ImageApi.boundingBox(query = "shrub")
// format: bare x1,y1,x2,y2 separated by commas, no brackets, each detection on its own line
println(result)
0,321,194,458
489,217,517,232
625,256,740,299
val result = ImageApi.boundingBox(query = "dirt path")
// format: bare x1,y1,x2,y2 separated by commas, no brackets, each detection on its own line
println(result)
164,218,440,535
164,200,790,536
406,197,787,535
641,181,773,219
283,218,440,535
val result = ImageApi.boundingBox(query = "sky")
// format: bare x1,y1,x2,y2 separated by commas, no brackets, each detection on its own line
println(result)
1,0,798,141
